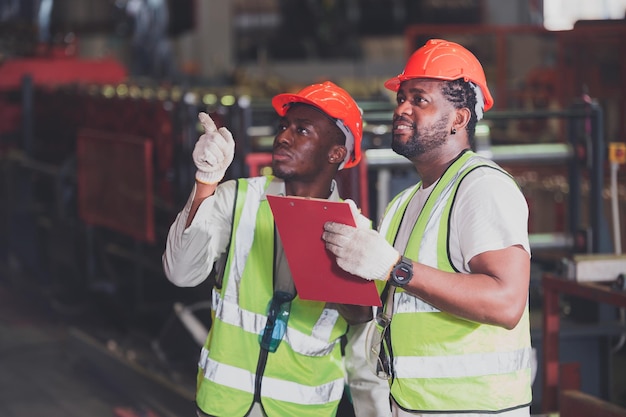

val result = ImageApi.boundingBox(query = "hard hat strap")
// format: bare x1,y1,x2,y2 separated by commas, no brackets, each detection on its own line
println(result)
470,82,485,121
336,119,354,170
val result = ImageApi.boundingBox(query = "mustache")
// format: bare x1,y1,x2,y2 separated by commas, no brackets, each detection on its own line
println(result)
393,115,416,128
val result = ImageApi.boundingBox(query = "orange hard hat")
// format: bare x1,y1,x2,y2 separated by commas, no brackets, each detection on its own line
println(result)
272,81,363,169
384,39,494,112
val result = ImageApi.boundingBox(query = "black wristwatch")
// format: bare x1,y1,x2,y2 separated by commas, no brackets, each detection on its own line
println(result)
390,256,413,287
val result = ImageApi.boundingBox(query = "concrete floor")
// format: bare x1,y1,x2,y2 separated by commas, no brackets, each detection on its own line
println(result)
0,286,120,417
0,280,198,417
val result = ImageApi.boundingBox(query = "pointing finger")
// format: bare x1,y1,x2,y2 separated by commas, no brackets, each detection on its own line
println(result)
198,112,217,133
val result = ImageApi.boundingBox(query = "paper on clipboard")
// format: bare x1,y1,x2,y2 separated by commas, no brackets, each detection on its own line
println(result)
267,194,382,307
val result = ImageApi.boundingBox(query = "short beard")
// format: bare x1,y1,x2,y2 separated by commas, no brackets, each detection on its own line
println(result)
392,114,450,159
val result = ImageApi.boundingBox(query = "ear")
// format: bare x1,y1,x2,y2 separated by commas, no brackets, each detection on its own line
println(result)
328,144,347,165
453,107,471,132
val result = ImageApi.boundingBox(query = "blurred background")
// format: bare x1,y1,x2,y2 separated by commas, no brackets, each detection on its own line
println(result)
1,1,626,416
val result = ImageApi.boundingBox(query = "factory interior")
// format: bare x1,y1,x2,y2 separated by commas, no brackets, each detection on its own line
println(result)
1,1,626,416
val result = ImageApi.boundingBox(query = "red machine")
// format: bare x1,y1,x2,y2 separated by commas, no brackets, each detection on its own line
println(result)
0,45,128,156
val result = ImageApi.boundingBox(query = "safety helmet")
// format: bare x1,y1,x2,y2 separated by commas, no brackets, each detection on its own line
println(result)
272,81,363,169
384,39,494,112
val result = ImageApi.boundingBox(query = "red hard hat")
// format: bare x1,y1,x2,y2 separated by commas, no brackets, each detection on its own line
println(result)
272,81,363,169
384,39,494,112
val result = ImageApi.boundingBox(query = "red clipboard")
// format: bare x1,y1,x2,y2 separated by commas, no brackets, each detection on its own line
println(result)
267,195,382,307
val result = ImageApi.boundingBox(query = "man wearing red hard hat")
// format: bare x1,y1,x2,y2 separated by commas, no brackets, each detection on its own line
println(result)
163,81,391,417
324,39,533,417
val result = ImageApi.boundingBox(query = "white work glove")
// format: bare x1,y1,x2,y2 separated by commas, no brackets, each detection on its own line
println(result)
322,221,400,281
192,112,235,184
345,199,372,230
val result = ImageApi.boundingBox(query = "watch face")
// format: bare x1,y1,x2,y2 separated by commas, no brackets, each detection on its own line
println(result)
393,263,412,284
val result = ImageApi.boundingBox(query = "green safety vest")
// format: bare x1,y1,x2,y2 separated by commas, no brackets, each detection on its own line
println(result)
196,176,349,417
379,150,532,413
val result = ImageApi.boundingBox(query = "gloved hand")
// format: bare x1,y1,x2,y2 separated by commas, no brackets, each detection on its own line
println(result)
345,199,372,230
322,222,400,281
192,112,235,184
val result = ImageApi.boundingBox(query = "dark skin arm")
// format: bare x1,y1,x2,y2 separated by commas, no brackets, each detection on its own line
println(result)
402,245,530,330
185,181,218,228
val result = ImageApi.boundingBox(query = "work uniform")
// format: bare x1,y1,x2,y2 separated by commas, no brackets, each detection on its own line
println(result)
378,150,532,417
164,175,391,417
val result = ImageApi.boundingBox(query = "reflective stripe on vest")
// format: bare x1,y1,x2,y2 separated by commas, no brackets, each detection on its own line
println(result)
198,351,345,404
196,176,347,417
380,151,532,413
209,296,340,357
394,346,532,379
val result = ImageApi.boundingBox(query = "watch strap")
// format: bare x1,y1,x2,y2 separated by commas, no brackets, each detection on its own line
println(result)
391,256,413,287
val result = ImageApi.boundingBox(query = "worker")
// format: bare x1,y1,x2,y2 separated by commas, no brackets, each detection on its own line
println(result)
322,39,532,416
162,81,391,417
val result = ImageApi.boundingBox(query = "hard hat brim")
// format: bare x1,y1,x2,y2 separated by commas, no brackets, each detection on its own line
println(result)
384,74,469,92
272,94,321,117
383,74,494,111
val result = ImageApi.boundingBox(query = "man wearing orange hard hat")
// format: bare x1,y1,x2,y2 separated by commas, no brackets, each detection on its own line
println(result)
163,81,391,417
324,39,533,416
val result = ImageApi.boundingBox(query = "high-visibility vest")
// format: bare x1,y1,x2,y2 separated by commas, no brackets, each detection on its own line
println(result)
196,176,348,417
379,150,532,413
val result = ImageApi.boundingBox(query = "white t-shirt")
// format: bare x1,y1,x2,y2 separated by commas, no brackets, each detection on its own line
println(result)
451,166,531,270
393,166,530,271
